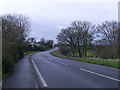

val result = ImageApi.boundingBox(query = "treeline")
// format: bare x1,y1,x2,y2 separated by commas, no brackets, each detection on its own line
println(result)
24,37,54,52
57,21,119,59
2,14,54,75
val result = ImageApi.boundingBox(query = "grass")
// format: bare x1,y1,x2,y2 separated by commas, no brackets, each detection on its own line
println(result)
87,50,95,57
50,50,120,69
70,50,95,57
3,73,10,79
24,51,38,55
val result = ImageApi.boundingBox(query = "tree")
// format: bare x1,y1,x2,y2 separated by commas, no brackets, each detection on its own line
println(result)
96,21,118,59
97,21,118,45
57,21,95,57
2,14,31,73
2,14,30,43
57,27,77,57
46,40,54,49
71,21,95,57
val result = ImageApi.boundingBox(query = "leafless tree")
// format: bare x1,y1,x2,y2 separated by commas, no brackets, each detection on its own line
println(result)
96,21,118,59
2,14,30,43
57,21,95,57
57,27,77,57
71,21,95,57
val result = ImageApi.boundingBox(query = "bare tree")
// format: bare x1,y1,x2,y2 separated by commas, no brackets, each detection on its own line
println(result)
57,21,95,57
96,21,118,59
71,21,95,57
57,27,77,57
97,21,118,45
2,14,30,43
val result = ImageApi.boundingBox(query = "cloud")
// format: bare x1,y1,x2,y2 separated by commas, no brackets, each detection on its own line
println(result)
56,25,67,31
0,0,118,43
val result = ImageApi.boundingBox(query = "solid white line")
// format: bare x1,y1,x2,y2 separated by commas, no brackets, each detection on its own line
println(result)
31,59,48,87
80,68,120,82
0,81,2,87
0,79,4,89
58,61,69,66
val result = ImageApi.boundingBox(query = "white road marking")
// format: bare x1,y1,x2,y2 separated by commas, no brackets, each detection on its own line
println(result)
58,61,69,66
0,79,5,88
0,81,2,87
95,65,99,66
80,68,120,82
48,58,53,61
31,59,48,87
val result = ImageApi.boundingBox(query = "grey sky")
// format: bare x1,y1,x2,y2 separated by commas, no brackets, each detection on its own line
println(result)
0,0,118,43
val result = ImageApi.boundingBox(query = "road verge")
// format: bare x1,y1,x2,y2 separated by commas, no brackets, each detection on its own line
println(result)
50,50,120,69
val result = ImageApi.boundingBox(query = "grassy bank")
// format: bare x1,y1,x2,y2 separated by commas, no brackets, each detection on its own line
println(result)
24,51,37,55
50,50,120,69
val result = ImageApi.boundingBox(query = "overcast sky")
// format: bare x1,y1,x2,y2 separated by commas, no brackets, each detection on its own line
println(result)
0,0,119,43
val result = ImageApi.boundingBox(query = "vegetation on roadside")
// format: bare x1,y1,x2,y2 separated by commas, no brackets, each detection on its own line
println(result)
55,20,120,69
50,50,120,69
24,51,37,55
2,14,30,78
57,20,119,59
2,14,54,79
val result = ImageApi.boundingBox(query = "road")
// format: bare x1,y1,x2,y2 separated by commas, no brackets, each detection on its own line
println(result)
2,48,120,88
31,48,120,88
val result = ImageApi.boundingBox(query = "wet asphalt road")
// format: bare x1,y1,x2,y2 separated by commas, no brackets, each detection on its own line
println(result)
2,48,120,88
31,48,120,88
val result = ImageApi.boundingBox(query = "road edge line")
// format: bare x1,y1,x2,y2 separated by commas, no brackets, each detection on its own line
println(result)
29,53,48,88
31,59,48,87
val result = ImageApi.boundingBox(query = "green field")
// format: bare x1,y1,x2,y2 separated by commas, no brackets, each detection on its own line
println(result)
50,50,120,69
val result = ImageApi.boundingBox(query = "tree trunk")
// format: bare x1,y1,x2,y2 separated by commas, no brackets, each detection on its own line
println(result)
78,48,82,57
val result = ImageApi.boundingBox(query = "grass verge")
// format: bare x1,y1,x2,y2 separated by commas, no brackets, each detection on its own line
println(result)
24,51,38,55
50,50,120,69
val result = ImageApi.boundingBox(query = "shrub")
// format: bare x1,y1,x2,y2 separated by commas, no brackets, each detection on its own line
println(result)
59,45,71,56
2,56,14,74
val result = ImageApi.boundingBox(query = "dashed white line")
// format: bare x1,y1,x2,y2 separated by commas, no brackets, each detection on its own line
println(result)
48,58,52,61
80,68,120,82
58,61,69,66
31,59,48,87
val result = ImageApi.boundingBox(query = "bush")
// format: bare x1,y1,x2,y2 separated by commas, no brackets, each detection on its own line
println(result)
59,45,71,56
2,42,24,74
40,45,46,51
2,56,14,74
